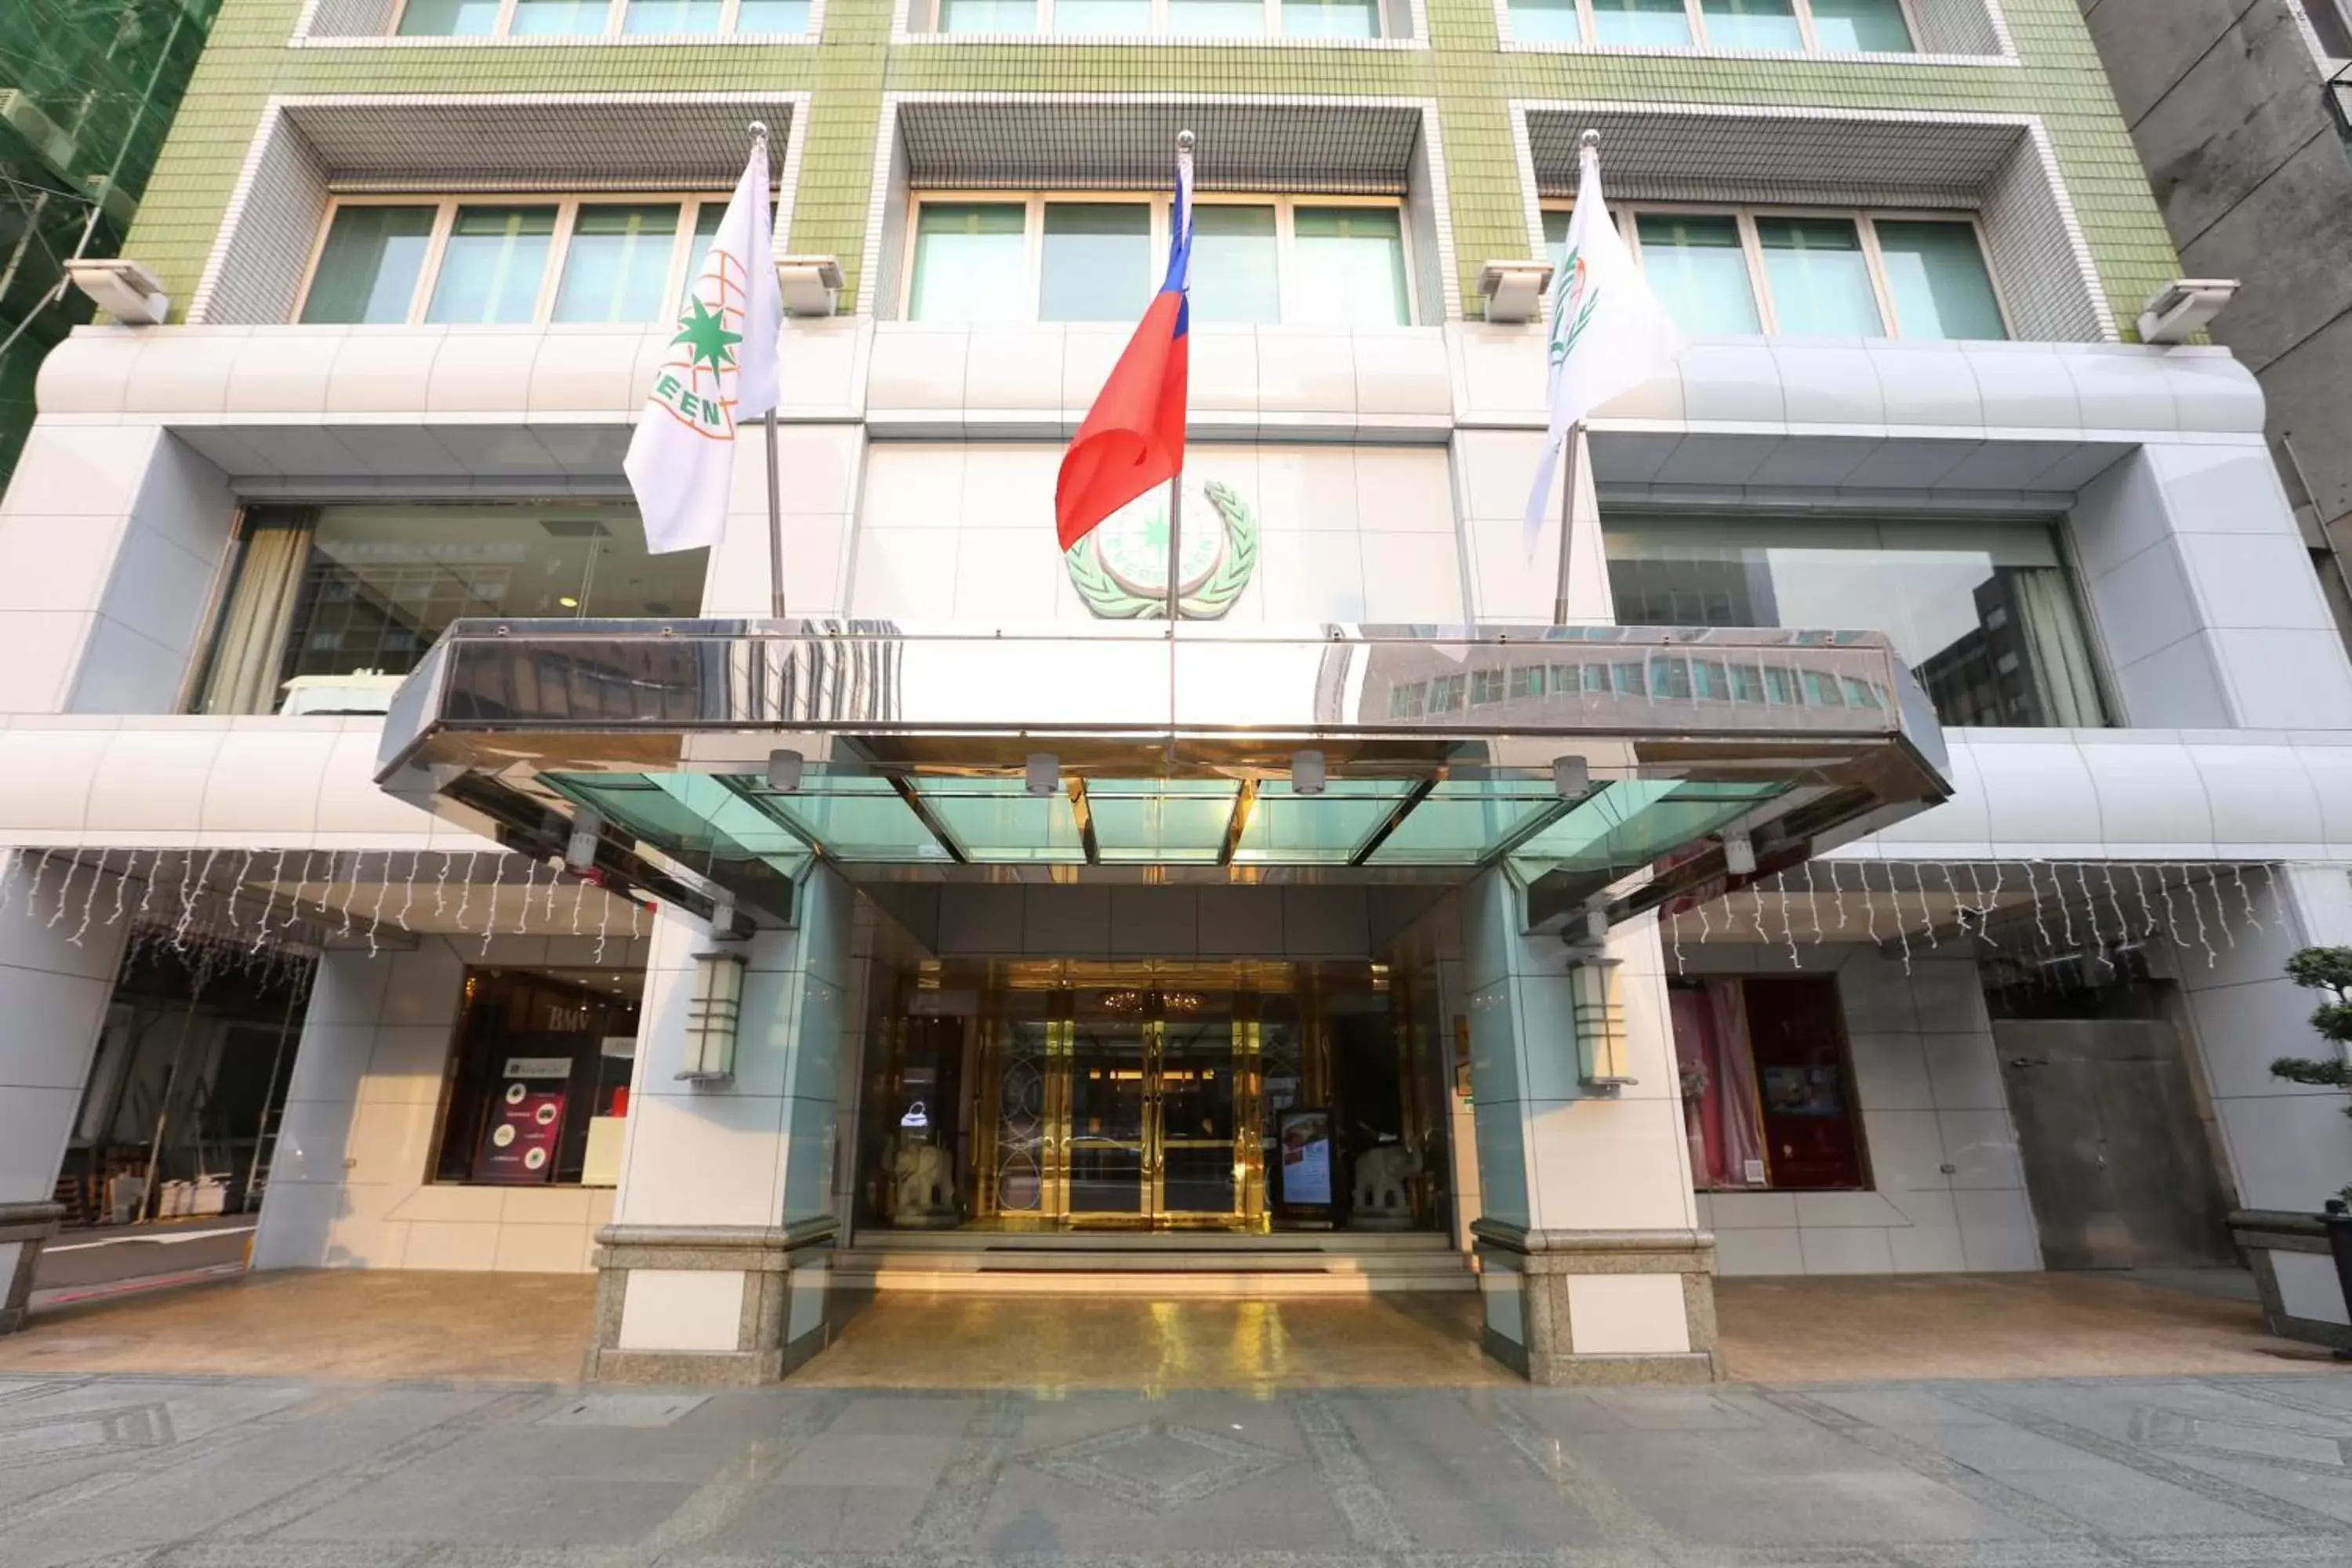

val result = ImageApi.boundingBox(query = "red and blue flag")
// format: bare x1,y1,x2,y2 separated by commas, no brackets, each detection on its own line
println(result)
1055,143,1194,552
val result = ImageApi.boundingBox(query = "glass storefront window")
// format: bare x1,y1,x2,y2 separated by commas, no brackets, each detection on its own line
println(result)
553,203,684,323
1700,0,1800,48
1040,202,1152,322
1604,514,2107,728
1671,975,1866,1191
432,968,643,1187
1591,0,1693,45
1189,205,1281,324
1754,216,1882,336
1635,212,1762,335
1807,0,1911,51
423,205,557,325
908,202,1028,321
299,206,437,325
191,501,707,716
1291,206,1409,326
1875,220,2007,340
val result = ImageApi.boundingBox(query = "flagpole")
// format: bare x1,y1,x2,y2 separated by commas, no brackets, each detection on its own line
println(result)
750,120,787,621
1165,129,1195,630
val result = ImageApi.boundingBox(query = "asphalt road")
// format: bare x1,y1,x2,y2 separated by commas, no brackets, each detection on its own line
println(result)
4,1367,2352,1566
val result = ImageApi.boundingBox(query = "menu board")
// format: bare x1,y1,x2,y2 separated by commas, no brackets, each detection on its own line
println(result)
1279,1109,1334,1208
477,1060,569,1184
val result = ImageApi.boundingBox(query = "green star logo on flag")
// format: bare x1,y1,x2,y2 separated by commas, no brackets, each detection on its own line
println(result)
671,294,742,377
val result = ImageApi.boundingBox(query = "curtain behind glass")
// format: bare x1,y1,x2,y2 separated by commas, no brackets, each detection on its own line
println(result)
196,512,317,716
2015,568,2104,728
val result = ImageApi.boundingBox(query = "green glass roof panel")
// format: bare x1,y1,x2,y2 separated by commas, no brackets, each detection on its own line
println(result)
1086,779,1240,864
542,772,811,876
1234,779,1419,865
1362,777,1560,866
1506,779,1787,880
733,776,945,862
914,776,1086,863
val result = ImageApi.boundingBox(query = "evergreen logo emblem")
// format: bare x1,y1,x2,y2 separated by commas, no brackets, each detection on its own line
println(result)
648,250,749,442
1065,478,1258,619
1549,246,1599,371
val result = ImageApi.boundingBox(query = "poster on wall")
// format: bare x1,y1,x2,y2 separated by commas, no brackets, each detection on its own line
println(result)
477,1057,570,1184
1278,1109,1335,1210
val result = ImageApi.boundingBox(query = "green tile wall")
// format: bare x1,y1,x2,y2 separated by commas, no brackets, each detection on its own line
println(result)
128,0,2180,330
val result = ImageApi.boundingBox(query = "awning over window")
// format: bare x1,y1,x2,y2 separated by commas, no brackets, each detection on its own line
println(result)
375,619,1953,927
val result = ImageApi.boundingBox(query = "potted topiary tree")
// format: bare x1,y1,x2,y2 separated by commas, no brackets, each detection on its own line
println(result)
2236,948,2352,1348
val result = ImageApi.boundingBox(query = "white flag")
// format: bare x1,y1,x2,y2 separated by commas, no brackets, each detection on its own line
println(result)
625,136,782,554
1523,141,1686,557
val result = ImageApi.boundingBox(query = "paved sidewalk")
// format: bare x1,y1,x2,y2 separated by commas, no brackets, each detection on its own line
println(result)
5,1370,2352,1566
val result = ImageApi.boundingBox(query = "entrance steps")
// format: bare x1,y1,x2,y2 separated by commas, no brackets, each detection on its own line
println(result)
833,1229,1476,1298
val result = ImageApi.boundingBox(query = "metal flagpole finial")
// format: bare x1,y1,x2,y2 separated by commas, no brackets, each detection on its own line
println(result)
1177,129,1196,154
748,120,771,145
1580,128,1600,151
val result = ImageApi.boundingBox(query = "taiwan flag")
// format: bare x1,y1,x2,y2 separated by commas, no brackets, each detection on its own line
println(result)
1055,138,1194,552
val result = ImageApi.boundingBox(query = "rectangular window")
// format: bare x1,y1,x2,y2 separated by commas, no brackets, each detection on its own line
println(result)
424,205,556,325
1603,514,2106,729
395,0,501,33
1282,0,1379,34
1507,0,1911,52
1167,0,1268,29
554,202,684,323
622,0,721,29
1544,205,2005,341
1874,220,2006,340
431,968,642,1189
508,0,608,32
1291,205,1409,326
938,0,1037,26
1040,202,1153,322
1055,0,1152,25
904,194,1413,325
1671,976,1865,1192
908,202,1029,322
1806,0,1911,51
391,0,809,36
1700,0,1798,49
190,502,708,716
299,205,435,325
1754,216,1882,336
1190,205,1281,324
1635,212,1761,335
297,196,731,327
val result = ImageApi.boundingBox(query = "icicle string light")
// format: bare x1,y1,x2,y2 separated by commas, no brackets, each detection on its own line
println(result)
47,847,82,928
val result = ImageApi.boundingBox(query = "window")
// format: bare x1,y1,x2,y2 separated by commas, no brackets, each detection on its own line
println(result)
1542,205,2005,340
1671,977,1865,1192
1603,515,2107,729
904,195,1413,325
393,0,808,36
296,196,734,327
927,0,1390,35
431,969,643,1189
1504,0,1911,51
190,502,707,717
2305,0,2352,58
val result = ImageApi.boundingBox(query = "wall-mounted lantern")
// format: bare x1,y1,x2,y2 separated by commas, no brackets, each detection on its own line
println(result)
678,921,748,1084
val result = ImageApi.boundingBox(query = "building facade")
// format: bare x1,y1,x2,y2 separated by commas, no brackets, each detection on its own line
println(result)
4,0,2352,1379
2079,0,2352,645
0,0,223,488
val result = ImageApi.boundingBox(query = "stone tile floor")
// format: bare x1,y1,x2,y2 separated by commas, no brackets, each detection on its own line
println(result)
6,1370,2352,1566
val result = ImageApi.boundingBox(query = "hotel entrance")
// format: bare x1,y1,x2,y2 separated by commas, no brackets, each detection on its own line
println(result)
858,962,1443,1235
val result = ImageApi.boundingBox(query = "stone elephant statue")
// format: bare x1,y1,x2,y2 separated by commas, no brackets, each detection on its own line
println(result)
1352,1141,1419,1227
891,1137,955,1218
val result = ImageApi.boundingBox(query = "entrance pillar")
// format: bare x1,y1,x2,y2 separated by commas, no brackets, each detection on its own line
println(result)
0,851,132,1333
584,865,854,1383
1459,869,1717,1383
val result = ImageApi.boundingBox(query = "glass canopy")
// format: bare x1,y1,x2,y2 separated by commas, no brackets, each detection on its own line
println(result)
542,767,1786,884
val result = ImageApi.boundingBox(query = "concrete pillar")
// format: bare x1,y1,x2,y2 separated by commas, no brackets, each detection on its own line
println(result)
585,864,855,1382
0,851,132,1331
1460,869,1717,1383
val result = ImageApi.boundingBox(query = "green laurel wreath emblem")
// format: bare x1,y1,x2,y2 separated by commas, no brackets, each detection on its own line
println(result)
1065,480,1258,620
